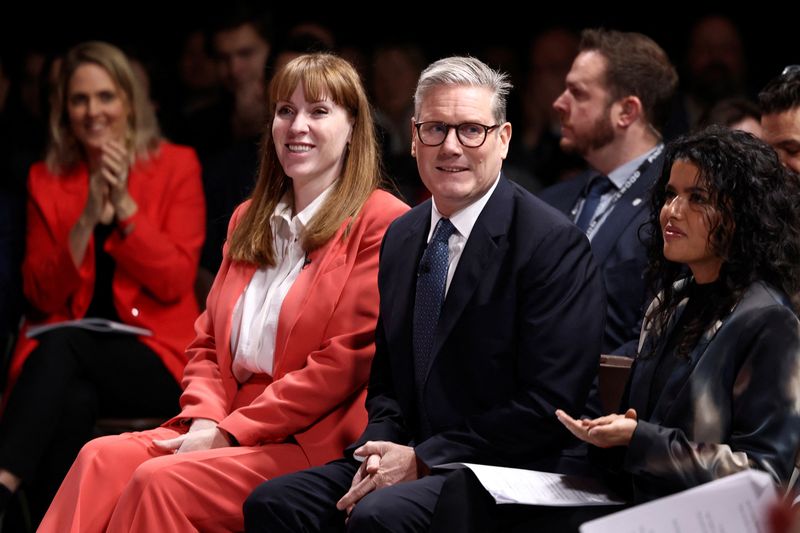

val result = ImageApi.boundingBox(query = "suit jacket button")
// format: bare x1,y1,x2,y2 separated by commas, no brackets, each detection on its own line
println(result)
131,307,140,317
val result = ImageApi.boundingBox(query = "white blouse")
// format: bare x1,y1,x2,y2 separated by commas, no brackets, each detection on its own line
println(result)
230,185,334,382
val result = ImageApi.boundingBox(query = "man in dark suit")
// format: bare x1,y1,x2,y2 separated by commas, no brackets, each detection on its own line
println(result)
243,56,605,532
540,29,678,356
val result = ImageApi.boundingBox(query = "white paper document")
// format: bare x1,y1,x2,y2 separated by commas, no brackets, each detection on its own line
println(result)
580,469,778,533
26,318,152,338
436,463,626,506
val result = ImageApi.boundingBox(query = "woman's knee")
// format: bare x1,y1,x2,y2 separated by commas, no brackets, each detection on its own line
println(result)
32,328,90,354
23,328,91,372
74,435,127,468
126,454,189,498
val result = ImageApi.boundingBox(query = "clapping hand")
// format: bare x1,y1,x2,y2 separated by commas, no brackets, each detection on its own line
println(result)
97,140,137,220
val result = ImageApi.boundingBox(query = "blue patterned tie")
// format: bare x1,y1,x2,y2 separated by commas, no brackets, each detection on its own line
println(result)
575,175,614,232
413,218,456,397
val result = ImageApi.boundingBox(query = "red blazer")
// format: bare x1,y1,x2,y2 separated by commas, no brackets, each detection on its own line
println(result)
10,142,205,387
166,189,408,465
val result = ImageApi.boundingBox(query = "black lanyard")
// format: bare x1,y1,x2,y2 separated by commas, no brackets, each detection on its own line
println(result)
572,144,663,237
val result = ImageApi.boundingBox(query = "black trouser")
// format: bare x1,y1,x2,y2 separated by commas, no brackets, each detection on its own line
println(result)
0,327,181,527
244,457,454,533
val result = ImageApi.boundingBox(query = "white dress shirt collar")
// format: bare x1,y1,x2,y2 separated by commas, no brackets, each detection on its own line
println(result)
428,171,501,243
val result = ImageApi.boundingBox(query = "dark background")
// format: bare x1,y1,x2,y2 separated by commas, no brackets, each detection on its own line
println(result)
1,4,794,96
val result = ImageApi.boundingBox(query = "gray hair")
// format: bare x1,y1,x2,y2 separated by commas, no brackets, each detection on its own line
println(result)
413,56,512,124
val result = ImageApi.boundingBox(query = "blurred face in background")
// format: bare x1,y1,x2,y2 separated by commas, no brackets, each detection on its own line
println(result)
66,63,130,156
525,28,579,130
729,116,762,138
213,23,269,92
687,16,745,103
180,30,219,91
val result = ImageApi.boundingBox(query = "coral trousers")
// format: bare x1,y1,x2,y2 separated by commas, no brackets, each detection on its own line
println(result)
39,380,312,533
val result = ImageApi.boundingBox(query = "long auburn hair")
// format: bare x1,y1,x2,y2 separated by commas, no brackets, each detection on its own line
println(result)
228,53,382,266
46,41,160,172
643,126,800,358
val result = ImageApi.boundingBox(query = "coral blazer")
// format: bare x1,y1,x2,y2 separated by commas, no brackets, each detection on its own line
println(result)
10,143,205,387
166,189,408,465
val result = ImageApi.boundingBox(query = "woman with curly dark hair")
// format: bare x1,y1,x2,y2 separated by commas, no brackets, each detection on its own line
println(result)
558,126,800,504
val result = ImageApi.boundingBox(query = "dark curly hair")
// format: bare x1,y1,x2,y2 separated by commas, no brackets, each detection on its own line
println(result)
643,126,800,358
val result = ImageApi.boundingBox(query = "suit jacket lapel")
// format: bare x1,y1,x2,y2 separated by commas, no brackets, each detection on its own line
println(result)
53,165,88,232
548,174,587,215
272,219,352,376
217,258,256,373
628,294,688,416
377,207,430,406
590,160,658,264
384,208,429,358
425,177,512,384
631,286,733,423
655,310,729,423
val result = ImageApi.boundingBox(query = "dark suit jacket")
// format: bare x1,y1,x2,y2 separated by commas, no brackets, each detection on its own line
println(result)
538,153,663,355
620,280,800,502
354,176,606,469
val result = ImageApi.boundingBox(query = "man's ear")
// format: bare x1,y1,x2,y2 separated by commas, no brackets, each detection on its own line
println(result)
617,96,643,128
410,117,417,157
499,122,512,160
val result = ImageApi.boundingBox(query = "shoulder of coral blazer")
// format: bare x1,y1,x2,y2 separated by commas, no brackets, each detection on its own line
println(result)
273,190,405,378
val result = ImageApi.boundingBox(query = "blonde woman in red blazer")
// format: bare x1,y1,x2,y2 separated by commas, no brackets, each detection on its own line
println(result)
0,42,203,526
41,53,408,532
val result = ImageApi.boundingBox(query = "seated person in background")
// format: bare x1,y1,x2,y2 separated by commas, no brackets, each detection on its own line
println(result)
559,126,800,505
541,28,679,357
39,53,408,532
698,96,762,137
243,55,605,533
0,41,204,527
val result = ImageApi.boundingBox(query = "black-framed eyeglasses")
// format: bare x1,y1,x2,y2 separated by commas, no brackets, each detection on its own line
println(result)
781,65,800,77
414,122,500,148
